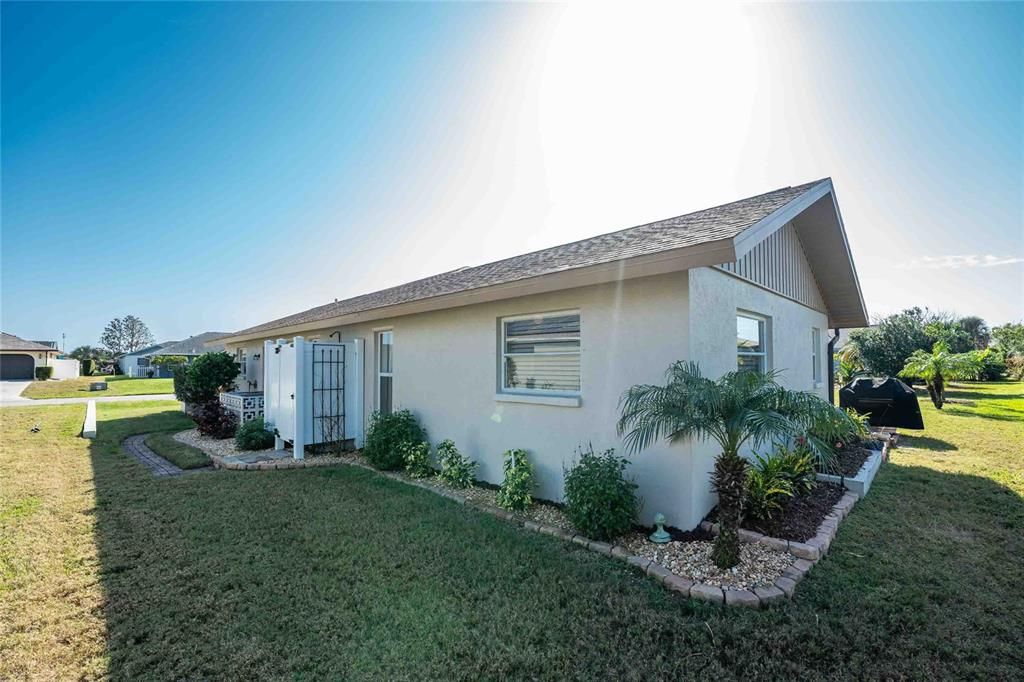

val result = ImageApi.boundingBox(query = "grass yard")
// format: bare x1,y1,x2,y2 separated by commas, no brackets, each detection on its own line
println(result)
144,431,211,469
21,375,175,399
1,384,1022,679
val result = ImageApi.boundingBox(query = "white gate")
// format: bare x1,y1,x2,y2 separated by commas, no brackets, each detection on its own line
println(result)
263,336,364,459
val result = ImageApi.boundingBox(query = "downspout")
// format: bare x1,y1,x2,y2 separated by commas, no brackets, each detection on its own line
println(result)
827,328,840,405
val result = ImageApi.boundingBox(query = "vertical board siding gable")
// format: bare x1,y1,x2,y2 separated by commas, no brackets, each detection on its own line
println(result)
717,222,827,313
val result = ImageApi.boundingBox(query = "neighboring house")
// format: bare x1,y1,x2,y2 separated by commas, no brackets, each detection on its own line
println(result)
218,178,868,529
1,332,78,379
118,332,228,377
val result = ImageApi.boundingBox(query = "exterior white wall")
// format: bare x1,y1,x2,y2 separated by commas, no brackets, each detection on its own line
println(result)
229,272,703,527
49,358,80,379
226,267,832,532
117,353,147,375
0,349,60,376
684,266,830,521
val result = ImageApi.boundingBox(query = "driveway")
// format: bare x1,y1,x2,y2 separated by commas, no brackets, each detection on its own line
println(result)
0,380,32,404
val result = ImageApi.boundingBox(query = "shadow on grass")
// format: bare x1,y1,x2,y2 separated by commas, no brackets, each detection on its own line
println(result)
898,434,958,451
84,409,1024,680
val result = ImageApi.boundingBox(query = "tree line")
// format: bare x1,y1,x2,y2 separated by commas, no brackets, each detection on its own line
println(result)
838,308,1024,408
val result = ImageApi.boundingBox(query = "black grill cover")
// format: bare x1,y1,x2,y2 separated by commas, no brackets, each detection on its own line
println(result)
838,377,925,430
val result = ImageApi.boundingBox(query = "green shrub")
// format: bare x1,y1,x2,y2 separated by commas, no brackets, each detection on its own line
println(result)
563,444,639,541
235,417,275,451
744,467,793,524
81,359,94,376
767,446,817,496
363,409,426,470
34,366,54,380
437,439,477,488
174,352,239,405
496,449,534,511
402,441,434,478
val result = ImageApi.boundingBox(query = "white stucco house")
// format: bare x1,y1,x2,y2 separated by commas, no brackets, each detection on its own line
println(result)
217,178,868,530
0,332,80,380
118,332,228,377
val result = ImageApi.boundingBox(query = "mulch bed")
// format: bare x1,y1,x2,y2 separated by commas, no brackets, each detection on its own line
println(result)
745,483,846,542
833,444,871,477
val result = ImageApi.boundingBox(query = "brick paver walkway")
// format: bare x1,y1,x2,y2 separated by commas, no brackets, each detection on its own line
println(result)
122,434,186,477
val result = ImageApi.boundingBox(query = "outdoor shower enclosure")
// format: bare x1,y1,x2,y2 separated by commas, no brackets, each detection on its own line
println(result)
263,336,365,459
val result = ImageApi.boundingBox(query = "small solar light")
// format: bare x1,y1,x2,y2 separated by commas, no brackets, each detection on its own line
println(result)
649,512,671,544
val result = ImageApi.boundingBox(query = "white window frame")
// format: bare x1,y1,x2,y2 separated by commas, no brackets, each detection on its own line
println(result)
737,312,770,373
375,329,394,414
811,327,822,385
499,310,581,397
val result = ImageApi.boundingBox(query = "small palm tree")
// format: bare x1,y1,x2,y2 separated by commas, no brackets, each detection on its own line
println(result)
618,362,845,569
898,342,982,409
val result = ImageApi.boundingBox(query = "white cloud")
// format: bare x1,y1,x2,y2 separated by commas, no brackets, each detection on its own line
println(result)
908,255,1024,269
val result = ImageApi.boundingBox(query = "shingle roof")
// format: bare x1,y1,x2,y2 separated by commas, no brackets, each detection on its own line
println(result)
231,180,827,338
0,332,60,353
145,332,228,356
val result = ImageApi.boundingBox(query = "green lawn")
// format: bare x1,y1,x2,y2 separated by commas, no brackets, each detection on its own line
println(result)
21,375,174,399
144,431,211,469
1,384,1022,679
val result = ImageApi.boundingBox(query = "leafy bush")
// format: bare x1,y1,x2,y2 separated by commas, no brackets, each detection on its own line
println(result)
363,409,426,470
402,441,434,478
81,359,94,376
437,439,477,489
152,354,188,368
193,400,238,439
774,446,815,493
744,467,793,524
34,366,54,380
235,417,275,450
174,352,239,405
496,449,534,511
972,349,1006,381
563,444,639,541
1007,355,1024,381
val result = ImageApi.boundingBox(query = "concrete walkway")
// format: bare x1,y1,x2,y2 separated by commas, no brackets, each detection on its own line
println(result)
0,393,178,408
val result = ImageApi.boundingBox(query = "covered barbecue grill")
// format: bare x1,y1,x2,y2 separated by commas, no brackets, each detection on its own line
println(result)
839,377,925,430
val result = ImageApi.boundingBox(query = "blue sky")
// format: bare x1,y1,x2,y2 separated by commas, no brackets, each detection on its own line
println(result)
2,2,1021,351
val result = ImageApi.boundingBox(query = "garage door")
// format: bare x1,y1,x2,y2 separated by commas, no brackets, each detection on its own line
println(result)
0,354,34,380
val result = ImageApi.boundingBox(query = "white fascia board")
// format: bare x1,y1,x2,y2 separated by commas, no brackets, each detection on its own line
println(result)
732,179,833,259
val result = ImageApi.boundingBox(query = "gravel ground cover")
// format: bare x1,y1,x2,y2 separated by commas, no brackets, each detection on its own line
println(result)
173,428,345,467
622,533,794,589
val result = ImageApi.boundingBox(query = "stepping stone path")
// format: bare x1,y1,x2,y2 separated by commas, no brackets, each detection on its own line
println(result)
122,434,189,477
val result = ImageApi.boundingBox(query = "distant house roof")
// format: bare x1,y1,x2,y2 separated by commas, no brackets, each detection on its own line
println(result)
124,343,174,358
148,332,228,356
222,178,868,343
0,332,60,353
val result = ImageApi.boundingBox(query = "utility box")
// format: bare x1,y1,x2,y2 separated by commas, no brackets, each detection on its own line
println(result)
263,336,364,459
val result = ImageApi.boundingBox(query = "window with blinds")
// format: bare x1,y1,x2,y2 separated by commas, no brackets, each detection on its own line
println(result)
501,311,581,394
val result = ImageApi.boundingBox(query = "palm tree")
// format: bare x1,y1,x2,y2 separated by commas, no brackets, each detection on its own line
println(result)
898,342,983,409
618,362,848,569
